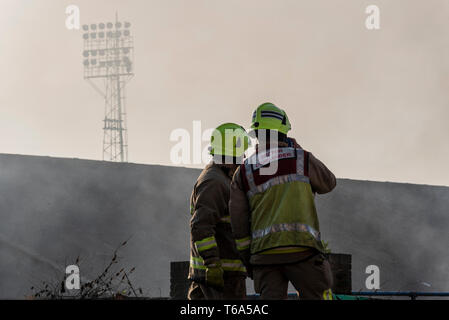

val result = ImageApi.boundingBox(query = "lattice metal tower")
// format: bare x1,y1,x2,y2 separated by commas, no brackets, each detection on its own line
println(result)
82,14,134,162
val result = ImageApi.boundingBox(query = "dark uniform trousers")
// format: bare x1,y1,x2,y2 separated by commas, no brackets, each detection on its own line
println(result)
253,253,333,300
187,276,247,300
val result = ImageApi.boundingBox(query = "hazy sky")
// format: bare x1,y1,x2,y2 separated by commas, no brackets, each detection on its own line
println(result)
0,0,448,186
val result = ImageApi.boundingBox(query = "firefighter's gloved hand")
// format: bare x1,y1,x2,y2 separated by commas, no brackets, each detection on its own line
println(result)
205,263,224,289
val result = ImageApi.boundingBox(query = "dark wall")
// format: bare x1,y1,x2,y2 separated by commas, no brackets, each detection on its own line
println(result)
0,153,448,298
0,154,197,298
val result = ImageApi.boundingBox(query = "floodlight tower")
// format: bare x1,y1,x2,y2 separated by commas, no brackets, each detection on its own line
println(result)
82,14,134,162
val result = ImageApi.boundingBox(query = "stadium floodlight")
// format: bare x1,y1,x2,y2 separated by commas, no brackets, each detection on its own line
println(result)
82,14,134,163
123,57,132,68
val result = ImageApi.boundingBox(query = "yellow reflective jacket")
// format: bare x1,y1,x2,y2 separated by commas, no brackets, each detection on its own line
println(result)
230,142,336,265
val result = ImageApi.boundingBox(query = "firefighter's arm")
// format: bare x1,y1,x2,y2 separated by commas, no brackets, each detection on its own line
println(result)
229,167,252,274
190,179,226,266
308,152,337,194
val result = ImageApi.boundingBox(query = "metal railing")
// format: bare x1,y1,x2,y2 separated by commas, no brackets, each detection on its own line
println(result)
351,291,449,300
247,292,449,300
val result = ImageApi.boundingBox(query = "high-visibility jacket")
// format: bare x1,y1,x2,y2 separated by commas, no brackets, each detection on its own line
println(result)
242,146,323,254
188,162,247,282
229,142,336,265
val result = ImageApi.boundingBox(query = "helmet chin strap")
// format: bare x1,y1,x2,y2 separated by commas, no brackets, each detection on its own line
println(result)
255,129,288,146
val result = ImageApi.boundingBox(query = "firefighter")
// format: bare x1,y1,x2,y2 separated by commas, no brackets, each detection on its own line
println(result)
229,103,336,300
187,123,251,300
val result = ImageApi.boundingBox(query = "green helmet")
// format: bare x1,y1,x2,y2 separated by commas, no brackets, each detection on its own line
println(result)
250,102,291,135
210,123,251,158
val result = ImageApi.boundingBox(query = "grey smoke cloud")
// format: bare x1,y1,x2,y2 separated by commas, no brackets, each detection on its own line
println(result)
1,154,448,298
0,0,448,186
0,0,448,300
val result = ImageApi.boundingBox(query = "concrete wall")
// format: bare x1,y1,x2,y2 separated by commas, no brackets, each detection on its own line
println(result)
0,153,448,298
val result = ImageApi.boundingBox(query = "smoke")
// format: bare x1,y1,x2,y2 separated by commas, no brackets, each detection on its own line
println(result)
0,0,448,298
0,154,198,298
1,0,448,186
1,153,449,298
317,178,449,292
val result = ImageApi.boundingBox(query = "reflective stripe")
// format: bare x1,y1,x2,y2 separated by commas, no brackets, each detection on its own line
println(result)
248,147,296,170
220,216,231,223
244,148,309,198
190,256,206,270
195,236,217,252
323,289,333,300
247,173,310,198
252,222,321,241
190,256,245,272
295,149,305,175
260,110,284,120
260,246,309,254
221,259,246,272
235,236,251,251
